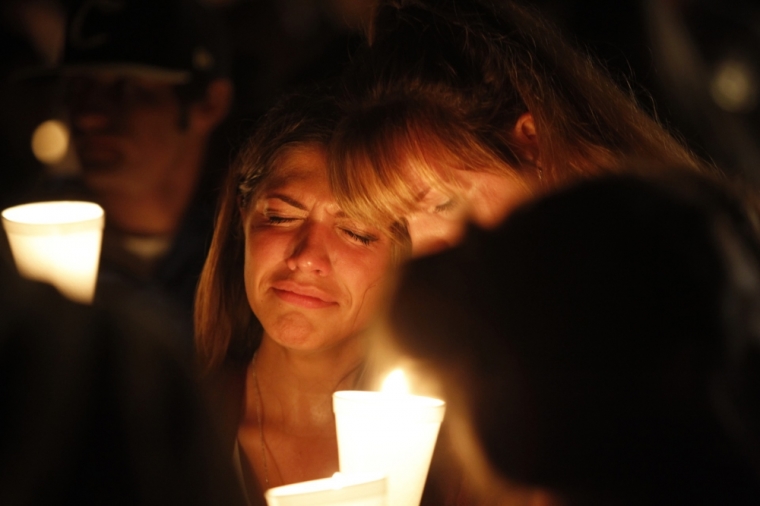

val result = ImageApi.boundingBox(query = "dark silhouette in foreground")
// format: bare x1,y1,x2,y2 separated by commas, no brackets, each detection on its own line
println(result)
390,171,760,505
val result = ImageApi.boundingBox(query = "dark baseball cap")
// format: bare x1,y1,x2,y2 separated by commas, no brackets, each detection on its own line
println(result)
24,0,230,83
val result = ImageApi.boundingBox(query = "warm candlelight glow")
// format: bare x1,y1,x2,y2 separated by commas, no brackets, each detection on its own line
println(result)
265,472,386,506
1,201,104,304
333,375,446,506
381,368,410,394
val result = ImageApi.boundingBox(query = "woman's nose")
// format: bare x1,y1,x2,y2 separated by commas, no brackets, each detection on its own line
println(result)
286,222,332,275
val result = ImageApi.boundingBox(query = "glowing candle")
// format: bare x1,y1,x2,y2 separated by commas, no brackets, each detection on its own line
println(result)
333,369,446,506
265,472,386,506
2,201,104,304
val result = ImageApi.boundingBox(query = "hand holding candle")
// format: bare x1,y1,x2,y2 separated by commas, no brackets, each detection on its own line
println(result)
333,369,445,506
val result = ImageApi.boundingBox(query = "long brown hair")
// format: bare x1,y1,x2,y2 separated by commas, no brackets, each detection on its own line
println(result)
194,91,341,373
329,0,713,224
194,89,409,373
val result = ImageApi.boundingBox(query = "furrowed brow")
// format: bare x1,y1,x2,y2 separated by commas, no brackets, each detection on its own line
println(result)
266,193,307,210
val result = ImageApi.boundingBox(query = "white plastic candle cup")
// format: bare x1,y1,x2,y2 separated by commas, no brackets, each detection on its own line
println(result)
333,391,446,506
265,472,387,506
2,201,104,304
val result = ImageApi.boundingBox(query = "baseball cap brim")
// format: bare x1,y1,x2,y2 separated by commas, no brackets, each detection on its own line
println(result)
12,62,192,84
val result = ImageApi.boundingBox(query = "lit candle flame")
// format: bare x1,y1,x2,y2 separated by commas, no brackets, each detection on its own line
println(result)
381,368,410,394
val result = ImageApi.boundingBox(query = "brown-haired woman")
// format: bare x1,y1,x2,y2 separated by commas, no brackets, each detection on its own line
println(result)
194,89,407,504
330,0,715,256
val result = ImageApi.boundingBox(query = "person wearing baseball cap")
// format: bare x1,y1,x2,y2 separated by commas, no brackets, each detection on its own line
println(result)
52,0,235,346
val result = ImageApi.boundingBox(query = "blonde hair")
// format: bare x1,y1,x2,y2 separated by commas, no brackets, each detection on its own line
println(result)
329,0,712,222
330,90,535,224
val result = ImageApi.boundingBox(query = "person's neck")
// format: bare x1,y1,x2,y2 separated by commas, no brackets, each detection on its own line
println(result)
239,336,365,488
252,336,365,432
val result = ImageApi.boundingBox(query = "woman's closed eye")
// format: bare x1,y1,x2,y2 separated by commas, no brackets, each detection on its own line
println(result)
263,211,377,245
257,197,306,226
433,199,458,214
265,214,298,225
340,227,377,246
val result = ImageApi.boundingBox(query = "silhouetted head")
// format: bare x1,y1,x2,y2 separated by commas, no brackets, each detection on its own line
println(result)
389,170,760,505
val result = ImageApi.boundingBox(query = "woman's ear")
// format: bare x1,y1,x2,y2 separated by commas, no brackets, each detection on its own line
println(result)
512,112,540,165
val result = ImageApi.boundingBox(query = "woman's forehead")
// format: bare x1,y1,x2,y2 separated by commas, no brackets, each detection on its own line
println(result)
262,144,328,188
278,144,327,172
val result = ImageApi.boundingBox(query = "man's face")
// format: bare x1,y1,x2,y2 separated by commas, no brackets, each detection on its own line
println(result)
64,73,191,196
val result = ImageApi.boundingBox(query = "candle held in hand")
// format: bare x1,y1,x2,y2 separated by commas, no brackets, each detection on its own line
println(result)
333,369,446,506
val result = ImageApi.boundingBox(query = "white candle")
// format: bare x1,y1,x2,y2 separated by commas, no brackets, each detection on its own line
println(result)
333,370,446,506
265,472,386,506
2,201,104,304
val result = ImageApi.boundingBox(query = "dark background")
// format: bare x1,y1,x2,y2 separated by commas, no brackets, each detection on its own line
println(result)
2,0,759,208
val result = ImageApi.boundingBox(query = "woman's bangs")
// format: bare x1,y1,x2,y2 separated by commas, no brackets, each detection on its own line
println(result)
332,99,518,222
333,118,423,224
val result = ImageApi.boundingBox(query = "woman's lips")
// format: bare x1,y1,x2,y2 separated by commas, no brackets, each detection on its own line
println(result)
272,285,337,309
